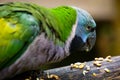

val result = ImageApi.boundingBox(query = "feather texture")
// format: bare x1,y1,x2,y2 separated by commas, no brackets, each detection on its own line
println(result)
0,2,77,69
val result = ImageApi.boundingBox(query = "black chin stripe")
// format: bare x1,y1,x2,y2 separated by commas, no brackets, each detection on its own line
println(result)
70,36,84,53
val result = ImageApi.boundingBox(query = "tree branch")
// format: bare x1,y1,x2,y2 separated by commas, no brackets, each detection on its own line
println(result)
44,56,120,80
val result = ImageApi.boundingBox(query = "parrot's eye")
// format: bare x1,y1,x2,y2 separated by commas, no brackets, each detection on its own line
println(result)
86,26,91,31
86,26,95,32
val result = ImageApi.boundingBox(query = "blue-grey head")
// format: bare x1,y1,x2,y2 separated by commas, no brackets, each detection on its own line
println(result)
70,7,96,53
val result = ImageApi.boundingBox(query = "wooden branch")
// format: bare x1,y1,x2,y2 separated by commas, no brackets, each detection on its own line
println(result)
44,56,120,80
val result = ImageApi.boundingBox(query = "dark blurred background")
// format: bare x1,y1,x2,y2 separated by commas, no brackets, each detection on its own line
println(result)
0,0,120,69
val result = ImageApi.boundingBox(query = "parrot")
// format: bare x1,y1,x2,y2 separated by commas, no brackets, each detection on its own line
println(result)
0,2,96,80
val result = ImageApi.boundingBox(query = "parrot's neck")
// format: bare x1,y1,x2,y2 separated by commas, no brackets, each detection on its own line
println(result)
65,16,78,54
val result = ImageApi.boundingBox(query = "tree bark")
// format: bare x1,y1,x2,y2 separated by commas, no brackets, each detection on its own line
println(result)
45,56,120,80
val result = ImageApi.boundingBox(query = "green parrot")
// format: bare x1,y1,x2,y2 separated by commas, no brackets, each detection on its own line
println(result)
0,2,96,80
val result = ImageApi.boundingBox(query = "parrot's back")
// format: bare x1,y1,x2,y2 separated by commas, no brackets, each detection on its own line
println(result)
0,2,77,70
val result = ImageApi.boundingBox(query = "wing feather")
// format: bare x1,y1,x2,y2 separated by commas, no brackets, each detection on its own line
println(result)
0,12,39,69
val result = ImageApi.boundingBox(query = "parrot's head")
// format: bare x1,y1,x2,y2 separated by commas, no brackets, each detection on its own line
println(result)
70,7,96,53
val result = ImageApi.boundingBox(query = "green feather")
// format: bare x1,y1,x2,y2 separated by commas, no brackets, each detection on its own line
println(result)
0,2,77,69
0,11,39,69
0,2,77,45
50,6,76,42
